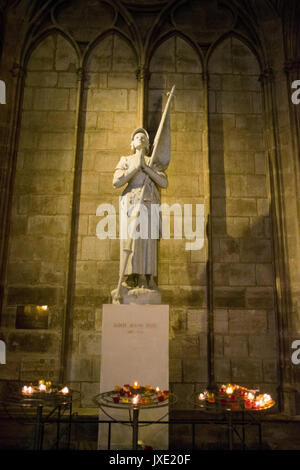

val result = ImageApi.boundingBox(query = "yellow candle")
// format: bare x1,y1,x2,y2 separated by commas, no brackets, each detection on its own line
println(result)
155,387,160,393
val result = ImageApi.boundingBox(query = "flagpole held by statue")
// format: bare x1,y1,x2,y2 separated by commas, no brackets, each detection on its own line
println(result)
112,85,176,304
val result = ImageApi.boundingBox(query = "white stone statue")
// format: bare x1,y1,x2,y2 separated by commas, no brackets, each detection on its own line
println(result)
113,128,168,291
112,86,175,304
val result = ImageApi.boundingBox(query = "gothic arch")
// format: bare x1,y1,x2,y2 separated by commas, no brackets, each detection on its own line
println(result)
146,30,204,73
207,31,264,74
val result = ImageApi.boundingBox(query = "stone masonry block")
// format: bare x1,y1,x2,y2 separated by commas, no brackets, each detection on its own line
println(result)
27,36,55,71
69,358,93,382
176,37,202,73
240,239,272,262
96,111,114,129
58,72,78,88
170,359,182,382
249,335,277,358
214,358,231,382
88,89,127,112
229,310,267,333
107,72,137,89
226,198,257,216
216,91,252,114
33,88,69,110
187,309,207,333
214,310,228,334
81,237,110,260
8,332,60,354
263,360,278,383
175,91,204,113
7,286,63,305
26,71,58,87
38,132,74,150
246,287,274,309
182,358,207,382
172,383,195,410
79,332,101,355
218,239,240,262
229,263,256,286
255,263,274,286
214,287,246,308
231,359,263,382
224,335,248,357
27,215,69,235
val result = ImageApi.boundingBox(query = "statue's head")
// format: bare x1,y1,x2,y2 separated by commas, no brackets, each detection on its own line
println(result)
130,127,150,153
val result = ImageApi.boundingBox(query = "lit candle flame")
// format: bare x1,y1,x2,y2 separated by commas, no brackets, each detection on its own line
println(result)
132,395,139,405
199,393,205,401
133,381,140,389
226,386,233,395
60,386,69,395
39,384,46,392
155,387,160,393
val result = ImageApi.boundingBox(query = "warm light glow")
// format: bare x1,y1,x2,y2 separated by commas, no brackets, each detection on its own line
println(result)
155,387,160,393
226,386,233,395
39,384,46,392
38,379,45,385
27,386,33,395
132,395,139,405
199,393,205,401
22,386,28,394
132,381,140,390
60,386,69,395
263,394,271,402
247,392,254,400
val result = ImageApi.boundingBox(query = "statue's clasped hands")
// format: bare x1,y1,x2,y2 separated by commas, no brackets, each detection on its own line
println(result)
134,149,147,171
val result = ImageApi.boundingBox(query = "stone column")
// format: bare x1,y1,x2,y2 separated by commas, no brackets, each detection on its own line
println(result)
260,67,297,415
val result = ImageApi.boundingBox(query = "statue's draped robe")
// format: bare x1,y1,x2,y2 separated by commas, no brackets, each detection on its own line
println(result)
113,155,167,276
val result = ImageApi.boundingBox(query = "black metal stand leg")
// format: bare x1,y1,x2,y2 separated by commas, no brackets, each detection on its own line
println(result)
132,407,139,450
34,404,43,450
242,411,246,450
56,405,61,449
228,413,233,450
67,402,73,450
108,422,111,450
258,421,262,449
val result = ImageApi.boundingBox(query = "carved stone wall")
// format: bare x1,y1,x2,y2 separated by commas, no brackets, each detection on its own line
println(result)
0,0,299,415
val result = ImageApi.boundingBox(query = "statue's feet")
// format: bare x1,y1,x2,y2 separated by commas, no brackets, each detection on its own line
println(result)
137,275,147,288
122,274,138,288
147,275,158,290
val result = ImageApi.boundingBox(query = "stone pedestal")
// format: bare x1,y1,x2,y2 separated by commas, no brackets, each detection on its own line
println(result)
98,304,169,450
111,285,161,304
